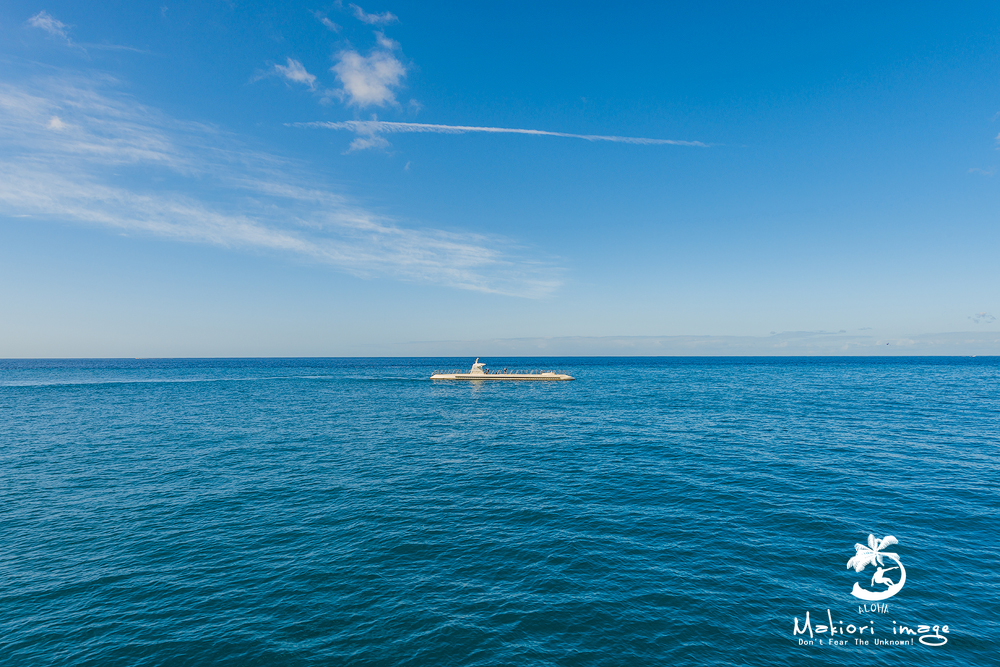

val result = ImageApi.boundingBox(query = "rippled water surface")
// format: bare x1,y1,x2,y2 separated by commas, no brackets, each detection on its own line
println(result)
1,357,997,666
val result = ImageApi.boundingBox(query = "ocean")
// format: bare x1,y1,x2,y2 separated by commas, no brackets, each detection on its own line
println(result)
1,357,997,666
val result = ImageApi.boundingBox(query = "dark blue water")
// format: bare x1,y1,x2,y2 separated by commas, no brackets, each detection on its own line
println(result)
1,357,997,666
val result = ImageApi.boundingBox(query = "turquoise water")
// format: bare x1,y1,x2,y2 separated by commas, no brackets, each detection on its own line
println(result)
1,357,997,666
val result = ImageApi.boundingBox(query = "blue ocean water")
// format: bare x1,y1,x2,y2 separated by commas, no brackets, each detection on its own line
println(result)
1,357,997,666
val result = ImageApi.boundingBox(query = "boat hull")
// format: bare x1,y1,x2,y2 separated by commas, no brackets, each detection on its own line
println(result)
430,373,573,381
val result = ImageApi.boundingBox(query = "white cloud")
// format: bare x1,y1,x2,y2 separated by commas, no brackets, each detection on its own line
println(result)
330,39,406,107
349,4,399,25
0,74,561,298
273,58,317,90
27,10,71,42
312,11,340,32
968,167,995,176
25,11,145,52
346,134,392,152
375,31,399,50
294,119,708,149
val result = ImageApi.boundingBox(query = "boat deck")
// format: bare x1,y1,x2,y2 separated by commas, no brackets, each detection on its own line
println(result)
432,359,574,381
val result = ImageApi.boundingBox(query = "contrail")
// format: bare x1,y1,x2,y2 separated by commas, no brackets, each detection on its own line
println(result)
290,120,707,147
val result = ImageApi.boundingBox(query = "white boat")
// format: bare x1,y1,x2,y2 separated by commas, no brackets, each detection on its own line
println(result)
431,358,574,381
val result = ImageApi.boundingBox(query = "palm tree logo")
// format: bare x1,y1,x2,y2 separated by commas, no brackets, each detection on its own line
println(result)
846,534,906,600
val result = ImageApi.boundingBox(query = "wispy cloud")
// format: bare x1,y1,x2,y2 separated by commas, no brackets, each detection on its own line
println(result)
27,11,71,42
84,42,151,54
0,73,561,297
349,3,399,25
970,312,996,324
293,119,708,151
273,58,317,90
968,167,995,176
26,10,147,53
312,10,341,32
329,33,406,107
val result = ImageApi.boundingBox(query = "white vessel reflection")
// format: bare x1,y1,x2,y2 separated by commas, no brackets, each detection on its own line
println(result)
431,358,574,381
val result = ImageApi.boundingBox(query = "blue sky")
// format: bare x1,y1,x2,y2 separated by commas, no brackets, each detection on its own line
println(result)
1,1,999,356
